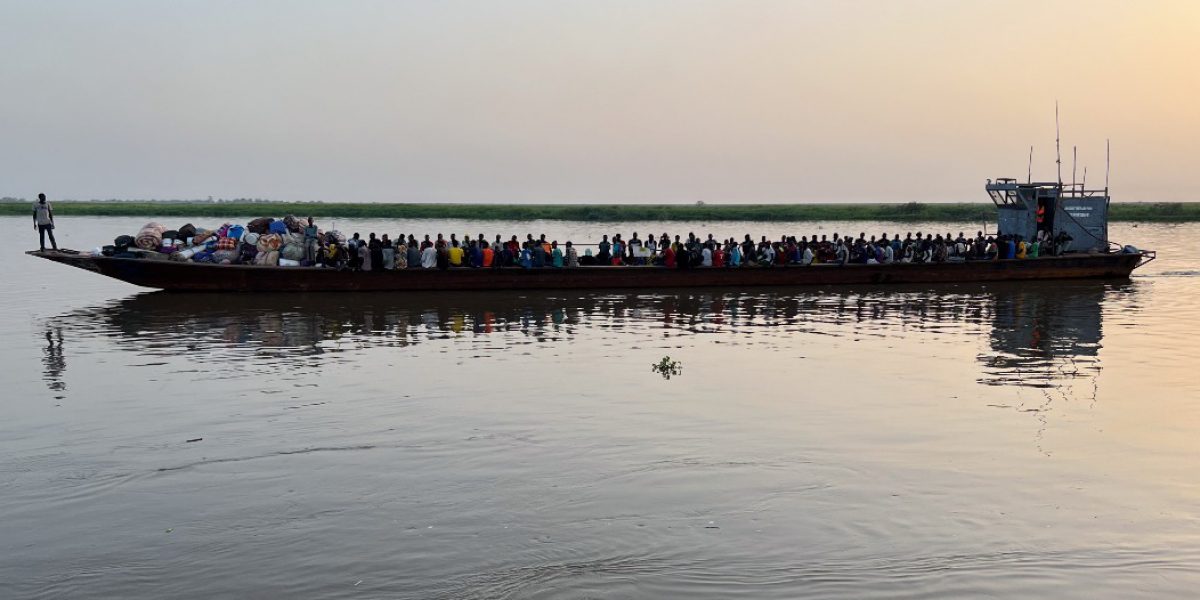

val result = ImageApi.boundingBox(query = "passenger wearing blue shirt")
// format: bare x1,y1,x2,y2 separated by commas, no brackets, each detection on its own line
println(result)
469,242,483,268
520,246,533,269
1005,236,1017,259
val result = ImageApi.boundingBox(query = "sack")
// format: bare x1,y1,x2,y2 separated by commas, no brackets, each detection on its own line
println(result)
135,222,166,250
177,223,197,239
211,249,239,264
216,237,238,251
283,215,303,233
246,217,273,235
256,233,283,252
162,230,179,242
114,235,135,249
227,225,245,240
243,232,260,246
254,250,279,266
278,258,301,267
326,230,346,244
193,229,217,244
268,220,288,235
280,243,305,261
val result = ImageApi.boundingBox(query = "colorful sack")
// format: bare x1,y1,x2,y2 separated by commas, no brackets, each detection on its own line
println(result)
193,229,217,244
216,237,238,251
227,225,245,240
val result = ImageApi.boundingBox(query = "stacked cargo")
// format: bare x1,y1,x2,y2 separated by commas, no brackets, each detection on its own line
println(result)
97,215,322,268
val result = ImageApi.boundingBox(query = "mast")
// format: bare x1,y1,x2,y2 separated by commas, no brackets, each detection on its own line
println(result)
1055,101,1063,190
1027,146,1033,183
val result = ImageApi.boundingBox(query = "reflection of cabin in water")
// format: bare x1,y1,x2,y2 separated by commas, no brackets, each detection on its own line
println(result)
985,179,1110,253
980,283,1107,389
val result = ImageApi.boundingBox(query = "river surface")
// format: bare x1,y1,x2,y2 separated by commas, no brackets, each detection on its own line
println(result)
2,217,1198,599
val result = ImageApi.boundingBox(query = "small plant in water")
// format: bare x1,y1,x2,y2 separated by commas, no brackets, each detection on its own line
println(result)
652,356,683,380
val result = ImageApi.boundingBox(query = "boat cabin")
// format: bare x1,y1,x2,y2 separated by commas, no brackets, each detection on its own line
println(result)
985,178,1109,253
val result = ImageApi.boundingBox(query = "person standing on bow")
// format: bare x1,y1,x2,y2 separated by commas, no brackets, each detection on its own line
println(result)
33,193,58,251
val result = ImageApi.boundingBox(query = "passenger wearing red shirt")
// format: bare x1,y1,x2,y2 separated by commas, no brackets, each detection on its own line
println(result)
713,246,725,267
481,244,495,267
663,246,677,268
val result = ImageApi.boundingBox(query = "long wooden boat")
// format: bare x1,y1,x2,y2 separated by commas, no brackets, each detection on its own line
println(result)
27,249,1151,292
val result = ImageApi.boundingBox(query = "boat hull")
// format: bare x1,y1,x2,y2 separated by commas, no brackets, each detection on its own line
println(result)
28,250,1146,292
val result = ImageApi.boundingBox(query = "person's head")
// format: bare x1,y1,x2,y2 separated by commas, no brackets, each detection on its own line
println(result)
566,241,572,248
551,241,558,248
352,232,360,240
369,232,376,240
38,193,46,203
307,217,314,225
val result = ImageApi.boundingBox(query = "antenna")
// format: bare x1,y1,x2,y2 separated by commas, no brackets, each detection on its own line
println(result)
1027,146,1033,183
1105,138,1111,196
1072,145,1077,191
1083,166,1088,190
1055,101,1063,189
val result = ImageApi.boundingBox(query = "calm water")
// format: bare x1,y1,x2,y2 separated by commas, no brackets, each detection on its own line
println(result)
2,217,1198,599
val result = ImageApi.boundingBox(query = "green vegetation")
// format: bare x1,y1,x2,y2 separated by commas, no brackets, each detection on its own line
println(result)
1,200,1198,222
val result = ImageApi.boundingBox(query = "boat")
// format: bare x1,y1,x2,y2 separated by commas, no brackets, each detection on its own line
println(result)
27,179,1155,292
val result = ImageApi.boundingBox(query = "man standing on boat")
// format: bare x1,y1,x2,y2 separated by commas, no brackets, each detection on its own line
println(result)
33,193,58,251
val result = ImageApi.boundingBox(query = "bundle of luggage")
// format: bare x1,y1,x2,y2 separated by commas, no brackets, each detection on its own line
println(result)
96,214,327,268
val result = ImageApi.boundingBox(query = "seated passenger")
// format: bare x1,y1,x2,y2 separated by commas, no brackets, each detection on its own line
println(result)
565,241,579,267
551,241,564,267
482,242,494,267
447,241,465,266
420,244,438,268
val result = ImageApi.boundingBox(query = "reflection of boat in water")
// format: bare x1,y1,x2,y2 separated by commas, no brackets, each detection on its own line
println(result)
50,282,1125,392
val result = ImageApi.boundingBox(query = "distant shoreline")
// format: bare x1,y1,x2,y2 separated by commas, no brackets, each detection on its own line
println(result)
1,201,1197,222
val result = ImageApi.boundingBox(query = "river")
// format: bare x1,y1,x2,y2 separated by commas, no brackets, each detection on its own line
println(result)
2,217,1197,599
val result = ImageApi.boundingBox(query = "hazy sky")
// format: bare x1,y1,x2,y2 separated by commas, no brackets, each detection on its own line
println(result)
2,0,1197,203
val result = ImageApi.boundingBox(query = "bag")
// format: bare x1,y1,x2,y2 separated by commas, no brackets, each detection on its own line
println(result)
243,232,260,246
269,220,288,235
211,249,239,264
177,223,197,239
280,243,305,261
216,237,238,251
278,258,301,267
282,215,303,233
246,217,274,235
257,233,283,252
135,222,166,250
227,225,245,240
114,235,135,249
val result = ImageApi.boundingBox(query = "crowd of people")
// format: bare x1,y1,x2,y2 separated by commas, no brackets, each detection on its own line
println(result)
307,226,1076,271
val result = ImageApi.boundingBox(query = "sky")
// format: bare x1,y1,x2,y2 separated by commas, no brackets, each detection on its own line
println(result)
1,0,1198,204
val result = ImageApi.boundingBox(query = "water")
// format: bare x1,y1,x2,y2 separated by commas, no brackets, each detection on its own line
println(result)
2,217,1198,598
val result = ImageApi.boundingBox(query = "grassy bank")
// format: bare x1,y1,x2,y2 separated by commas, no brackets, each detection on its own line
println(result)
2,201,1198,222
